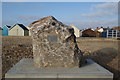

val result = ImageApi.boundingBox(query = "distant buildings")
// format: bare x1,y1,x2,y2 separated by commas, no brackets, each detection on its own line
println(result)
81,27,120,38
82,28,101,37
102,28,120,38
9,23,29,36
1,24,120,38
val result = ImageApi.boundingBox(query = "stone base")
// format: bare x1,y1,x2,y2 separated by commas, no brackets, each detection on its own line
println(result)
5,58,113,80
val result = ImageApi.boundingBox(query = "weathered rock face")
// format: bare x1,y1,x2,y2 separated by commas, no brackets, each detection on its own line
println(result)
29,16,85,68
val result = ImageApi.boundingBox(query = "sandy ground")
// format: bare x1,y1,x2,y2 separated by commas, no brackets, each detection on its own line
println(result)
77,38,119,80
1,36,120,80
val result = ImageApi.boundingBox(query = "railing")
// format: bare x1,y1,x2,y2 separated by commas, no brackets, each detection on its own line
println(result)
107,30,120,38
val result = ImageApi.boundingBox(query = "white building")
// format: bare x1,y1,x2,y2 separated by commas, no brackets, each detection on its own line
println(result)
70,25,80,37
98,28,104,32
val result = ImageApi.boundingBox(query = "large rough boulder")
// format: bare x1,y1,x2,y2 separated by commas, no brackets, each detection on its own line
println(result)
29,16,85,68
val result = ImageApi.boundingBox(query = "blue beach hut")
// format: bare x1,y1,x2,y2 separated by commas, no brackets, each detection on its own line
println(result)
2,25,11,36
0,27,3,35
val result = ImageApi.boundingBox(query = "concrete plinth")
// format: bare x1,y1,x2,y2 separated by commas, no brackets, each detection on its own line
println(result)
5,58,113,80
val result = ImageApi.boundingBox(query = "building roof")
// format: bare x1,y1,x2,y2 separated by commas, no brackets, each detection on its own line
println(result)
10,24,29,31
3,25,11,28
6,25,11,28
17,24,29,30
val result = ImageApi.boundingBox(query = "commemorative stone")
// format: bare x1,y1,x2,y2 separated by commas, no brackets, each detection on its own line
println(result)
29,16,86,68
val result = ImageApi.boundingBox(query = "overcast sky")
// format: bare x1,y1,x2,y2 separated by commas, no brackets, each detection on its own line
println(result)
2,2,118,29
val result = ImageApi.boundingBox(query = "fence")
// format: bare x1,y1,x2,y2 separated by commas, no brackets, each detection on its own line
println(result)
107,30,120,38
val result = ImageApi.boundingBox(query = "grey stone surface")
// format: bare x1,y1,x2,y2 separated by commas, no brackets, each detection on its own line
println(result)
29,16,85,68
5,58,113,79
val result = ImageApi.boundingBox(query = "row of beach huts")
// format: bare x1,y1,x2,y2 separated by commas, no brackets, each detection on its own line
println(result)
0,23,31,36
0,24,81,37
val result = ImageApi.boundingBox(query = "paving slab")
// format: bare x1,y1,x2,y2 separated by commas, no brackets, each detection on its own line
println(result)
5,58,113,80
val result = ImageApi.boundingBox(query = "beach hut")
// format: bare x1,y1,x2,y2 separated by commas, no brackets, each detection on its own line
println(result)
9,23,29,36
0,27,2,30
0,27,3,35
2,25,11,36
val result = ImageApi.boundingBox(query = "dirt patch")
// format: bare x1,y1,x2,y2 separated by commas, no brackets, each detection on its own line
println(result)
77,38,119,80
2,36,33,78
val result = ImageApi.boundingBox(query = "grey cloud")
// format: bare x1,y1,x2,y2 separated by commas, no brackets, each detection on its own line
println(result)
81,2,118,18
81,11,115,17
16,16,41,25
95,2,118,9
